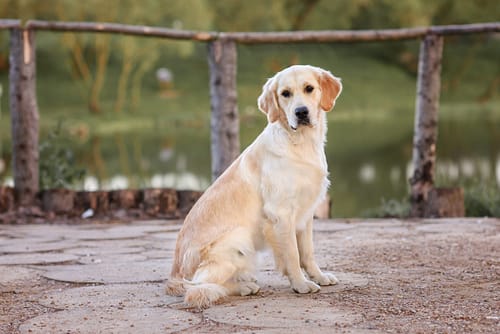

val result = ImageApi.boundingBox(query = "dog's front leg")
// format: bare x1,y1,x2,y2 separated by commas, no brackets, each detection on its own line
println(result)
263,220,320,293
297,218,338,286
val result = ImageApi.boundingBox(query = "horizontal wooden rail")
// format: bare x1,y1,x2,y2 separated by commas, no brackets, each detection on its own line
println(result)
25,20,217,41
0,19,20,29
0,20,498,43
224,22,500,43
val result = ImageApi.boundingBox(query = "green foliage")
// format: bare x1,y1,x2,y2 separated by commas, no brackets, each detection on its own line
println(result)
464,183,500,217
362,198,410,218
208,0,289,31
1,0,498,110
39,122,86,190
363,183,500,218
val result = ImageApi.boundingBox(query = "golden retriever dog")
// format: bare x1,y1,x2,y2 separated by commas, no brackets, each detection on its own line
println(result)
166,65,342,308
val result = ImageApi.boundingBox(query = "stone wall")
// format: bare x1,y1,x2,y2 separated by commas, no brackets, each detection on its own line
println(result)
0,187,202,223
0,186,333,223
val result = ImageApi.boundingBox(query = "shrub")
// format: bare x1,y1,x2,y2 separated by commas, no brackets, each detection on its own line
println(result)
364,182,500,218
39,122,86,190
464,183,500,217
362,197,410,218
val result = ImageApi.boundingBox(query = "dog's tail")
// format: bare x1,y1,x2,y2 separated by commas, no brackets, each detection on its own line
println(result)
165,277,187,296
166,278,227,308
166,246,201,296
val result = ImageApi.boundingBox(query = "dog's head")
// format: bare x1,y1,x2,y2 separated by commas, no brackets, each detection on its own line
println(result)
258,65,342,131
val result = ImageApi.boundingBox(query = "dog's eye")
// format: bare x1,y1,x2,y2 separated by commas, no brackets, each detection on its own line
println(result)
305,85,314,93
281,90,291,98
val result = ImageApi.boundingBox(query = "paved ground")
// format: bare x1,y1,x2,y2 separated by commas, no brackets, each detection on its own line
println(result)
0,218,498,333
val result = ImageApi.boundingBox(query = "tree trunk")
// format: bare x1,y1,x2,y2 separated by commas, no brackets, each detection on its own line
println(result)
208,39,240,181
410,34,443,217
9,28,40,206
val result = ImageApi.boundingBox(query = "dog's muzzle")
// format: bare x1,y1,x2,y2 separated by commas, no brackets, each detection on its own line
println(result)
295,106,310,126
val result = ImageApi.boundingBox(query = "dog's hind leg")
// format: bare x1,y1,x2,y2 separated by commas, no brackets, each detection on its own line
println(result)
184,228,258,308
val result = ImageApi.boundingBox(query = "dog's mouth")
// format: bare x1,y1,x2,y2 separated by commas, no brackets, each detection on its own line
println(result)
297,118,311,126
290,118,311,131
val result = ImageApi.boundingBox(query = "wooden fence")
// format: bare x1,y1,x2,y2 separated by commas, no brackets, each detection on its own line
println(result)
1,20,499,216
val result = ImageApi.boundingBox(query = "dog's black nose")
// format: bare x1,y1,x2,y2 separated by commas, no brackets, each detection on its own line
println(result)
295,106,309,120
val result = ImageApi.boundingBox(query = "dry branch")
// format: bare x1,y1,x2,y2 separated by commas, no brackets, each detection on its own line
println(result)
25,20,217,41
1,20,499,43
226,23,500,44
19,20,500,43
0,19,20,29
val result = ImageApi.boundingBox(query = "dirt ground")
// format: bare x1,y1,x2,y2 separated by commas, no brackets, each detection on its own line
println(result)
334,230,499,333
1,219,499,333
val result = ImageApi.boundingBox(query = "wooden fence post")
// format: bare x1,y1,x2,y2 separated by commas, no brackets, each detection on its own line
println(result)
207,38,240,181
9,28,40,206
410,34,443,217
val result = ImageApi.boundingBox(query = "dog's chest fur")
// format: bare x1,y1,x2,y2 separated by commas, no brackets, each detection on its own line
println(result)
258,124,329,230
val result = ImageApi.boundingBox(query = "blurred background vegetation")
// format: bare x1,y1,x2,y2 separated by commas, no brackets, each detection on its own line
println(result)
0,0,499,217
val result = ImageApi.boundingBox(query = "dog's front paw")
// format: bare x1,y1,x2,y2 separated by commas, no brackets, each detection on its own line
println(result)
311,272,339,286
291,279,320,294
239,281,260,296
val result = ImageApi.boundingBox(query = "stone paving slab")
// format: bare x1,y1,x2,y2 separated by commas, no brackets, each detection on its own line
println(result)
37,283,181,309
18,307,201,334
148,232,180,241
141,249,173,259
255,271,369,293
65,229,147,241
0,240,77,254
104,225,175,234
0,236,61,246
0,253,79,265
64,246,146,256
41,259,169,284
78,239,153,249
0,225,81,238
232,328,381,334
76,253,147,265
204,296,361,328
0,218,498,334
0,266,41,285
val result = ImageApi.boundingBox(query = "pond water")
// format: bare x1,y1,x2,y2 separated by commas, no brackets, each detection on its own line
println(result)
2,108,497,217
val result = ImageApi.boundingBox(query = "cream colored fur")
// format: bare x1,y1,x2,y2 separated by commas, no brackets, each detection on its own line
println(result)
165,65,342,308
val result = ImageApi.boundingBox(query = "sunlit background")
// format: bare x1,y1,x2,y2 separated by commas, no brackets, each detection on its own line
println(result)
1,1,499,217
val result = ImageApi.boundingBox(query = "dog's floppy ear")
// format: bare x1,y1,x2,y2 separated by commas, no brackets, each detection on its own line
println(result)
258,76,280,123
318,69,342,112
